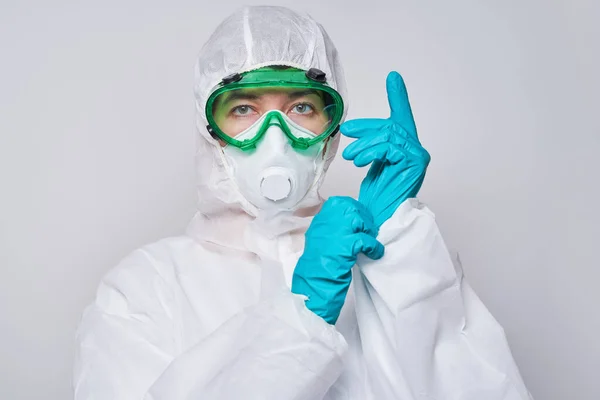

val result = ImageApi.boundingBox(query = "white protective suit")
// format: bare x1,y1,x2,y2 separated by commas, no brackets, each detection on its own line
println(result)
73,6,533,400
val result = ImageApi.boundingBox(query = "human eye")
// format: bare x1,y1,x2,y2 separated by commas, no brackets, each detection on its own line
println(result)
290,103,315,115
231,105,257,116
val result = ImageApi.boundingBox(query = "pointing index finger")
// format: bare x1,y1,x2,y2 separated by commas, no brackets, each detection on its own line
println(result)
386,71,417,136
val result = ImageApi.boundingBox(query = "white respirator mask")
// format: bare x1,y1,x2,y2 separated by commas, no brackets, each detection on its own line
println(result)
218,110,328,212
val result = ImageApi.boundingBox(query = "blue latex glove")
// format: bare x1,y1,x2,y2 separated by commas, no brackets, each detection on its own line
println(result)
291,196,385,324
341,71,431,229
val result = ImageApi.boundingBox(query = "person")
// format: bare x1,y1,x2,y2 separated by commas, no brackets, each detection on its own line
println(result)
73,5,533,400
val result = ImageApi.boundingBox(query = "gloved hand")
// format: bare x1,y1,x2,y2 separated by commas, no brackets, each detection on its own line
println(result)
291,196,385,324
341,72,431,229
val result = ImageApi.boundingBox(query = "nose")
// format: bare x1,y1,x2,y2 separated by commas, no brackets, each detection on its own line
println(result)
261,123,290,154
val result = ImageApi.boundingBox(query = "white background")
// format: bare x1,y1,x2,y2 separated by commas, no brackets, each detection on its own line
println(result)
1,0,598,399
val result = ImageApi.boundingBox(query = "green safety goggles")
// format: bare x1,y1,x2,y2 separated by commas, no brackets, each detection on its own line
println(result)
205,66,344,150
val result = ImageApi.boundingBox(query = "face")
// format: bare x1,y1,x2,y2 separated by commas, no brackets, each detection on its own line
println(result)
212,87,331,140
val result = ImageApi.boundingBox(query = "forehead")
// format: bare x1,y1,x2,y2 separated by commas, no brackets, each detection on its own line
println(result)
218,87,323,103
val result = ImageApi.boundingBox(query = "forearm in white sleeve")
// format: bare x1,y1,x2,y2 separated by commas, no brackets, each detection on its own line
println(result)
147,290,347,399
74,250,347,400
353,199,533,400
